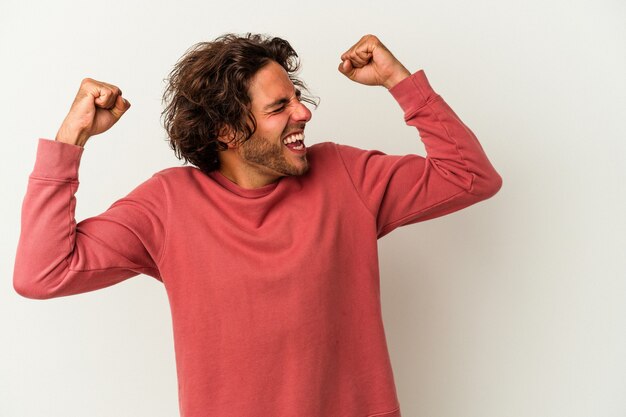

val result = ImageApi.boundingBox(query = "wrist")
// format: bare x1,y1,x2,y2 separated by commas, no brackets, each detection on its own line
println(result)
55,126,88,147
383,67,411,90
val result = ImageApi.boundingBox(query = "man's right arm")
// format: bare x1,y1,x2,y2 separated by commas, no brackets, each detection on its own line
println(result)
13,80,167,299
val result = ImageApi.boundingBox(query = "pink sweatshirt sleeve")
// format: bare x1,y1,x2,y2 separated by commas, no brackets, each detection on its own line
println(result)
13,139,167,299
335,69,503,238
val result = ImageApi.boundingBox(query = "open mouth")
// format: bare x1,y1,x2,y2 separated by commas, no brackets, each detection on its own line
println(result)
282,132,306,153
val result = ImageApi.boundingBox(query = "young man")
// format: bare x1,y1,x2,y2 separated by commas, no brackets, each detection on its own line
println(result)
14,33,502,417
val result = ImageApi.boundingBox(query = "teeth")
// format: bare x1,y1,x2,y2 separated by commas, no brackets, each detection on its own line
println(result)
282,132,304,144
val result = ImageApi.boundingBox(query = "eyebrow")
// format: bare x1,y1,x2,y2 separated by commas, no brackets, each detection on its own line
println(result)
263,89,302,111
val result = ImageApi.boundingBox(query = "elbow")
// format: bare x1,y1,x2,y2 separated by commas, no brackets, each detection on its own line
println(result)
13,251,67,300
470,170,503,200
13,266,57,300
13,278,50,300
485,171,503,198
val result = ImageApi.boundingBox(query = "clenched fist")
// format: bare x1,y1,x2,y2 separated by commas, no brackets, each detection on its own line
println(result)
55,78,131,147
338,34,411,90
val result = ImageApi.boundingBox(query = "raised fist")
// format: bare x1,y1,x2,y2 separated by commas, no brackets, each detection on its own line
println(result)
338,34,410,90
55,78,131,147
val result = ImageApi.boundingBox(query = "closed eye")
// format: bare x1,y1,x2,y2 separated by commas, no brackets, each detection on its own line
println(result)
269,89,302,114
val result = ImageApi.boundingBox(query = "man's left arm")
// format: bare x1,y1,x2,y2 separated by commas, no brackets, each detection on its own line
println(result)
337,35,503,237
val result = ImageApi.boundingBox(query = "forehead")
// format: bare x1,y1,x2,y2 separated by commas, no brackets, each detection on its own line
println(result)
248,61,295,109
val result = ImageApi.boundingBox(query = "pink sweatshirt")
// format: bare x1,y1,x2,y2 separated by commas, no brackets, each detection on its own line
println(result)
14,70,502,417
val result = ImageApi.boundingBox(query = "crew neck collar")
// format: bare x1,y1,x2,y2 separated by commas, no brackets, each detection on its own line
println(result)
207,169,279,198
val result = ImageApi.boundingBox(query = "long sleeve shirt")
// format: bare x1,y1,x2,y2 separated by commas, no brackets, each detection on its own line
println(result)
14,69,502,417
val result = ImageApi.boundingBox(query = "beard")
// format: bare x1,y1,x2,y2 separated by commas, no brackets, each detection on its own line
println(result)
239,133,309,177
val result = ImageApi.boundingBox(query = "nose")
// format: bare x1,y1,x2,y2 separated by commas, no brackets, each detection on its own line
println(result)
291,100,312,123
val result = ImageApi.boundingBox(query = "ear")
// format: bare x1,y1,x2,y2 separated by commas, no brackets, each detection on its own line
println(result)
217,125,239,149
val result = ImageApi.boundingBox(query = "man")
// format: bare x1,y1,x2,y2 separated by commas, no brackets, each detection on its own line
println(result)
14,33,502,417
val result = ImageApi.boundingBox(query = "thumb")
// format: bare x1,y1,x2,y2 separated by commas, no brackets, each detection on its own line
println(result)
110,94,131,119
338,59,356,79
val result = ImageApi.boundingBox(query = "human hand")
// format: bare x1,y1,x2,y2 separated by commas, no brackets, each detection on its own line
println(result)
338,34,411,90
55,78,131,147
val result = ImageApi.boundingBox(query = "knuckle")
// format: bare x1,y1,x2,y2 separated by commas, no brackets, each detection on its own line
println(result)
367,34,380,44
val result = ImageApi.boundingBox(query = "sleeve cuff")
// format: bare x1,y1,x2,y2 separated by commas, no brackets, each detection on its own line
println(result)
31,138,84,181
388,69,439,118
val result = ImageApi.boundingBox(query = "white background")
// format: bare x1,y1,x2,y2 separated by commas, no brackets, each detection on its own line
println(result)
1,0,625,416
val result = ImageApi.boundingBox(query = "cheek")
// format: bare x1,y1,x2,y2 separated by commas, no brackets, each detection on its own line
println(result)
266,114,290,132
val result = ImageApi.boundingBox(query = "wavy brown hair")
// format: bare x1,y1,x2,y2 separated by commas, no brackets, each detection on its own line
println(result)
161,32,319,174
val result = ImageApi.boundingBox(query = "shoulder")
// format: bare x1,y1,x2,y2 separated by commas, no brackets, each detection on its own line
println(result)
307,140,335,155
306,141,383,183
152,165,203,183
307,140,373,162
307,141,342,170
128,166,204,198
309,141,386,167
